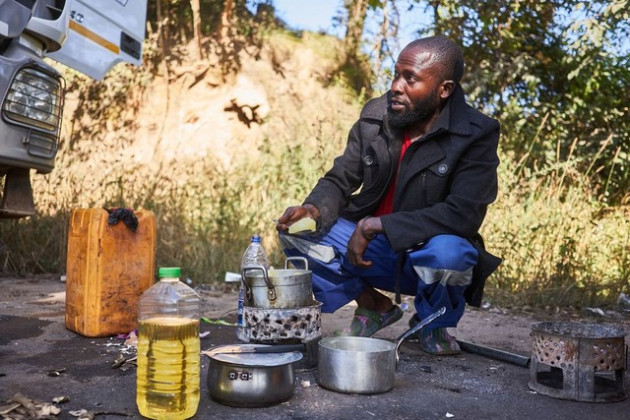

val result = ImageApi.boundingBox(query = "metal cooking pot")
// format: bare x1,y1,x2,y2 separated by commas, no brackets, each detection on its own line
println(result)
242,256,314,309
317,307,445,394
204,344,303,407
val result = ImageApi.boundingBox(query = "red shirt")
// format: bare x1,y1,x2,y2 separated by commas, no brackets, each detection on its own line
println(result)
374,132,412,216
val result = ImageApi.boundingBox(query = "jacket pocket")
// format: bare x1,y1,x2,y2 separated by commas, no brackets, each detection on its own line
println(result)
424,162,450,205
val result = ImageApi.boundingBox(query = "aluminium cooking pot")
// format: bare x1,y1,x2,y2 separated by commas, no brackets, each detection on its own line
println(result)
242,256,314,309
317,307,445,394
204,344,303,407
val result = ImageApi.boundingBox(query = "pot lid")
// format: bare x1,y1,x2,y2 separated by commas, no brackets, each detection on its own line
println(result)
205,344,303,366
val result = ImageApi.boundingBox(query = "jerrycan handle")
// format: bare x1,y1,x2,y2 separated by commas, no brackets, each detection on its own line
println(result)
241,264,276,301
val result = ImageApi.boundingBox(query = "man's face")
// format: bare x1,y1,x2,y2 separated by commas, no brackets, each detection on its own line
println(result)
387,47,444,129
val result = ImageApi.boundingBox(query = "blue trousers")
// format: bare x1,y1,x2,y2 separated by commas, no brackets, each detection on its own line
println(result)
279,218,478,329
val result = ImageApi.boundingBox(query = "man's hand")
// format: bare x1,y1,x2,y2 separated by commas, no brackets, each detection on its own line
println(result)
346,217,383,268
276,204,320,232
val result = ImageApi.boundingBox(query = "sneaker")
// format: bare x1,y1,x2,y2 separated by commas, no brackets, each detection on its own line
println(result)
409,314,460,355
336,305,404,337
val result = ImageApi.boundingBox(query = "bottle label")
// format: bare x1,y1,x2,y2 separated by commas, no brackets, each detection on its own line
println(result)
237,286,244,327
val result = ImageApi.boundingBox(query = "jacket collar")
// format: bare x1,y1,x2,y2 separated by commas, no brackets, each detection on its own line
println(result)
364,84,473,140
440,84,471,137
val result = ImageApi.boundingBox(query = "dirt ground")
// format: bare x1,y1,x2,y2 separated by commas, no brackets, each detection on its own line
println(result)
1,274,629,419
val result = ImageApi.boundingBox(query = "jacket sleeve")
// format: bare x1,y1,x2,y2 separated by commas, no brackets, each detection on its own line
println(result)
381,118,500,252
302,120,365,232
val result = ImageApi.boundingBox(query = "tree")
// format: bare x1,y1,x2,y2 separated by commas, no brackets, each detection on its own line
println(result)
219,0,236,42
422,0,630,203
343,0,370,62
190,0,204,59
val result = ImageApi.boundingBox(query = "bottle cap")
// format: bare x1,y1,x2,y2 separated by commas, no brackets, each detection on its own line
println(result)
252,234,261,242
158,267,181,278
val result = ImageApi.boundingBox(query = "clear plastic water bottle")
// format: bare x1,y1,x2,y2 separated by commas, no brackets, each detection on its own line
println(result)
238,234,269,341
136,267,200,419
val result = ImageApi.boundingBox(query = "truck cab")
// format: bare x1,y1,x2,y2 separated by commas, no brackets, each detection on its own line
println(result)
0,0,147,217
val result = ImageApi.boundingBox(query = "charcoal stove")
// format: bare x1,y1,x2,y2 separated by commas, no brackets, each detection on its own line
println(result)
236,257,322,370
529,321,627,402
238,301,322,370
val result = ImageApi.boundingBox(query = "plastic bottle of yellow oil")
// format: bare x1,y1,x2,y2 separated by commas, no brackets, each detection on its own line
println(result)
136,267,200,419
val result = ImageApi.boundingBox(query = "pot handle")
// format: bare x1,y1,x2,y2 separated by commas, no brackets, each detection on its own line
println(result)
394,306,446,369
284,256,308,271
241,265,277,301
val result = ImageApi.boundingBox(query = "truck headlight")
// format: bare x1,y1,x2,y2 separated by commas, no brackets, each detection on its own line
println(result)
2,67,64,132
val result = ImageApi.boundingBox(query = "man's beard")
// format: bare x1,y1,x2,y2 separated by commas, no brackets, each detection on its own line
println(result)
387,91,440,129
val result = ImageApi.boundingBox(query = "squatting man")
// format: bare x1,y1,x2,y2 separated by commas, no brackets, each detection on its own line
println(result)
275,35,501,355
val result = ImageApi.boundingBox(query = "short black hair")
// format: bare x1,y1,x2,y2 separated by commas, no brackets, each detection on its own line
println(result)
405,35,464,83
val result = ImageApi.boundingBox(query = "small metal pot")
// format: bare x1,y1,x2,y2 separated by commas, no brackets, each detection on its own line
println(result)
317,307,445,394
205,344,303,407
242,257,314,309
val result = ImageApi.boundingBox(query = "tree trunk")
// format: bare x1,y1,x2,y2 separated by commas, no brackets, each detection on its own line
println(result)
344,0,369,62
430,0,441,30
190,0,203,59
156,0,168,58
220,0,235,42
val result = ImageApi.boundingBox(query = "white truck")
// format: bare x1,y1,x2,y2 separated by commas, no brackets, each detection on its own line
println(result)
0,0,147,217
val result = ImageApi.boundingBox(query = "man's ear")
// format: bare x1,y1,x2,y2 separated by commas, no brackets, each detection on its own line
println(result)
440,80,456,99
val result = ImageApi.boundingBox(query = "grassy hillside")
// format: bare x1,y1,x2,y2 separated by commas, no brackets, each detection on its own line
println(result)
1,28,628,309
2,30,360,282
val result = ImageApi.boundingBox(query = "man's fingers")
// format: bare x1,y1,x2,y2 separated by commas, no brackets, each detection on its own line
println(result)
277,206,316,232
347,230,372,267
355,259,372,268
277,207,296,223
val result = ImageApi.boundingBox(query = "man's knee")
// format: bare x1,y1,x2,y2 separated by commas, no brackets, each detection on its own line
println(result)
411,235,477,271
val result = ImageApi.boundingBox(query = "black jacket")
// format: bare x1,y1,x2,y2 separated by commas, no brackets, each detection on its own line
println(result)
304,85,501,306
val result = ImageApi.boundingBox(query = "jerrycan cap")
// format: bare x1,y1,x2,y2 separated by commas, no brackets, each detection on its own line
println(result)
158,267,181,278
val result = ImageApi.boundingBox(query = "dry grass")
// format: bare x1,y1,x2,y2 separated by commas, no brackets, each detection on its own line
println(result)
1,33,357,284
1,31,628,309
483,150,630,308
